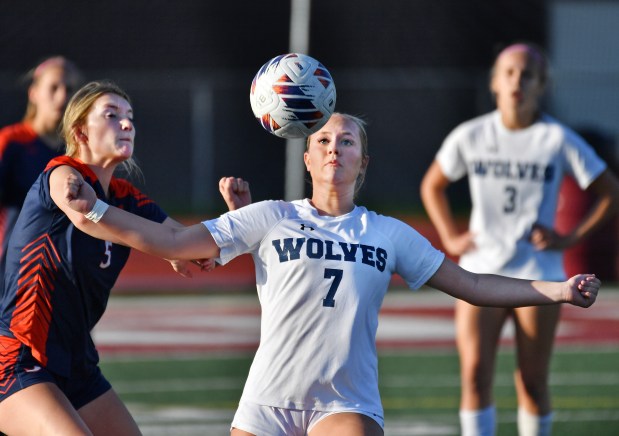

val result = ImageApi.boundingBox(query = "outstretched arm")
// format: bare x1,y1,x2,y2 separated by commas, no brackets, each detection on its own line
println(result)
427,258,599,308
62,171,220,261
151,177,251,275
50,165,131,245
162,217,217,277
171,176,252,275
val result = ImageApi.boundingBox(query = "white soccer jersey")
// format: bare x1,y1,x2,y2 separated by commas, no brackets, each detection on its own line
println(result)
204,199,445,418
436,110,606,279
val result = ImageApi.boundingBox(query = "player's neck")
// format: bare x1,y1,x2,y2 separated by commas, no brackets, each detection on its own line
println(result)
500,108,540,130
84,164,115,198
309,190,355,217
39,132,64,150
30,118,63,149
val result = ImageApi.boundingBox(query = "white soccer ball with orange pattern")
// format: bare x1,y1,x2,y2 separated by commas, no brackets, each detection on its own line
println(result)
249,53,336,138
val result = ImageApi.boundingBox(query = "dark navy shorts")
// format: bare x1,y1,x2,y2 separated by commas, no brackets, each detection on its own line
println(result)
0,336,111,409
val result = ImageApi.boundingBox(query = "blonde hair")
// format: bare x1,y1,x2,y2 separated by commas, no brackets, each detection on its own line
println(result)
61,80,141,177
306,112,370,196
23,56,83,122
490,42,549,86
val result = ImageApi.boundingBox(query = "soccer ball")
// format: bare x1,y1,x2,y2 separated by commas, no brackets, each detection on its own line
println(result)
249,53,336,138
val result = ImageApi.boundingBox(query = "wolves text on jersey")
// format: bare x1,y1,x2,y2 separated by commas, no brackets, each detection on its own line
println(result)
271,237,388,272
470,160,555,182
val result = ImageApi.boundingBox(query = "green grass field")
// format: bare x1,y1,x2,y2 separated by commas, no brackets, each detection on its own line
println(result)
101,347,619,435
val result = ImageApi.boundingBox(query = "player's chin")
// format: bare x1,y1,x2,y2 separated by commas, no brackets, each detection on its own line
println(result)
115,146,134,159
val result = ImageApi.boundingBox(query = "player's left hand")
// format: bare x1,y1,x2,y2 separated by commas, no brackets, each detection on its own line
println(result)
168,258,217,278
219,177,251,211
566,274,600,308
195,258,217,272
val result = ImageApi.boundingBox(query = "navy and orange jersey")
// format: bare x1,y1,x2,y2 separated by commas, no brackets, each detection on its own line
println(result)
0,122,62,208
0,122,63,257
0,156,167,378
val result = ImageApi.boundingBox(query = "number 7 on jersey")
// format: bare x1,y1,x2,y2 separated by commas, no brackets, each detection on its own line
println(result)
322,268,343,307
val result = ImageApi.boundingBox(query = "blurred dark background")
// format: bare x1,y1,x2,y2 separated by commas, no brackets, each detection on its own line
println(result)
1,0,617,217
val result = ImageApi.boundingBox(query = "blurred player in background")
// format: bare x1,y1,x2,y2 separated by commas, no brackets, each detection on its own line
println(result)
62,112,599,436
0,80,249,435
0,56,84,265
421,42,619,436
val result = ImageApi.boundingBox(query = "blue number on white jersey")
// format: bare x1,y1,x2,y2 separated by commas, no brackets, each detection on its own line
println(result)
322,268,343,307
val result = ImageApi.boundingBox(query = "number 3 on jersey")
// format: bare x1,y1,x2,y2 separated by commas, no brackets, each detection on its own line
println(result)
322,268,343,307
504,185,517,213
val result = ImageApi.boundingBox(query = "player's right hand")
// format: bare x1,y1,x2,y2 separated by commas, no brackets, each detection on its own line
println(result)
64,172,97,214
219,177,251,211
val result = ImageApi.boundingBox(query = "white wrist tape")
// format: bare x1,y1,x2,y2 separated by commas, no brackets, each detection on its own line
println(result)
84,199,109,223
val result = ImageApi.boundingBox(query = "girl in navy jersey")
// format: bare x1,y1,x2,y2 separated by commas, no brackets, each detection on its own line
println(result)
0,80,249,435
421,42,619,436
0,56,83,263
63,112,600,436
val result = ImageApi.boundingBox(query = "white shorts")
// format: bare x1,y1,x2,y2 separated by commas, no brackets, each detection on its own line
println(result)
231,400,384,435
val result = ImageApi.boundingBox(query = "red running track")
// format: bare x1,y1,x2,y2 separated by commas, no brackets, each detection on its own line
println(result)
95,290,619,357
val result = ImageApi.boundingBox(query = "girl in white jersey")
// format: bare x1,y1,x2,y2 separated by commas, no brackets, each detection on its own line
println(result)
61,113,600,436
421,43,619,436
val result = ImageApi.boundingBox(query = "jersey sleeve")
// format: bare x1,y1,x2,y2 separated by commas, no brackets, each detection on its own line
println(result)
203,200,287,265
39,170,58,211
0,130,10,199
0,123,34,204
132,197,167,223
386,217,446,289
561,127,607,189
111,179,168,224
436,124,469,181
